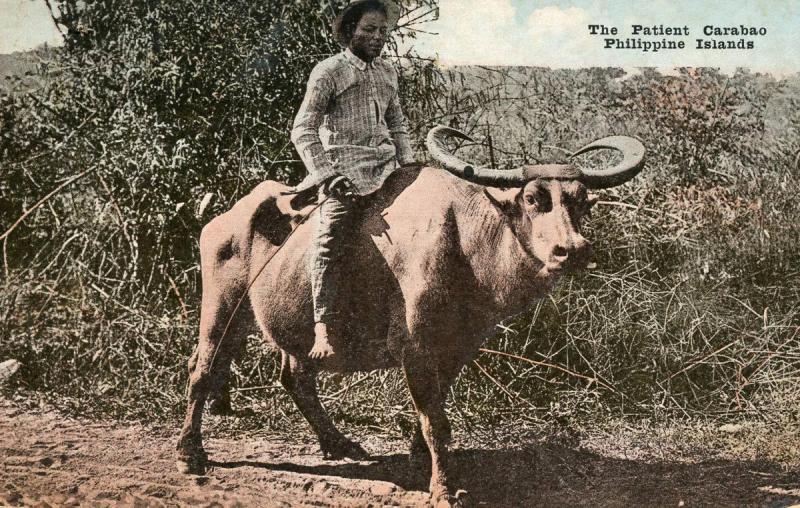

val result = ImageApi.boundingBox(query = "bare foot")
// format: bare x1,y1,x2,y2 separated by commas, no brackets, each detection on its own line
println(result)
309,322,335,359
309,341,334,359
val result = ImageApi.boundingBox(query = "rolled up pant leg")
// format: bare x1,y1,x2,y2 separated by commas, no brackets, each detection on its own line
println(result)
309,190,353,323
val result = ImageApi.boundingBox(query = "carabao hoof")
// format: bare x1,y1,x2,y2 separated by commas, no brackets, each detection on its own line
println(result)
321,437,370,461
176,455,207,475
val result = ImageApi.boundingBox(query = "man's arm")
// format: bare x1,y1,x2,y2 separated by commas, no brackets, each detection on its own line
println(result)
291,65,338,185
385,79,415,166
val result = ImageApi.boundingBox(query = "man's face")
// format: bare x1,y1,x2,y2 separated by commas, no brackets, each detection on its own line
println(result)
349,10,389,61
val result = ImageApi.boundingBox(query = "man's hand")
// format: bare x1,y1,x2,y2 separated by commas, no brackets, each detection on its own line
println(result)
324,175,357,202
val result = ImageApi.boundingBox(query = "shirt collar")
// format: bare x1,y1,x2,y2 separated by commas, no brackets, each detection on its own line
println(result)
344,48,371,70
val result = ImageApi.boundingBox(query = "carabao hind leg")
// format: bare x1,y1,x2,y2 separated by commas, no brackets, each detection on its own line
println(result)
279,351,368,460
207,336,249,416
176,286,250,474
186,340,243,416
403,350,463,507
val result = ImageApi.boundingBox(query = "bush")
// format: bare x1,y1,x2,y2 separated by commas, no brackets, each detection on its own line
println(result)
2,1,799,434
0,0,439,421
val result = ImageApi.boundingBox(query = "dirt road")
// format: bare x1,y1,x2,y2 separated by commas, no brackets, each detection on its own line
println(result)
2,398,800,507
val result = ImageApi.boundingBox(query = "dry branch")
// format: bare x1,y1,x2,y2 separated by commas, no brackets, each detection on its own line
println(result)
0,167,96,243
479,347,617,393
473,360,538,410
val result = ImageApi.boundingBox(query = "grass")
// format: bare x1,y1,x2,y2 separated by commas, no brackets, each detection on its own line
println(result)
2,66,800,450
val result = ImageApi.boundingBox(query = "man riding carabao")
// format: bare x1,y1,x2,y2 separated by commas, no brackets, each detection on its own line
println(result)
290,0,414,359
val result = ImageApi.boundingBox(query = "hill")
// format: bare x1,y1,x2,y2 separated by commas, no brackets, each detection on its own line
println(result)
0,46,58,93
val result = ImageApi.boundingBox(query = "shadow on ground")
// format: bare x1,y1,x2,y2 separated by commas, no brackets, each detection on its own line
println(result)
3,399,800,507
211,442,800,506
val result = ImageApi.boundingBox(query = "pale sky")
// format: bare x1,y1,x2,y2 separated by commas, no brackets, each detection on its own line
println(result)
408,0,800,73
1,0,798,73
0,0,62,54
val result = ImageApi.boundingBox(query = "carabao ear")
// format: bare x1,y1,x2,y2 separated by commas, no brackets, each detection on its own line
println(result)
484,187,522,217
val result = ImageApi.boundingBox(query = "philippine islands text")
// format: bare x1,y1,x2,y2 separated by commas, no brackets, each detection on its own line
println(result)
587,24,767,53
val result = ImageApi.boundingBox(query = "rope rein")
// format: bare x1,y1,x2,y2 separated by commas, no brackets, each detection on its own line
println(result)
206,195,330,374
203,162,427,377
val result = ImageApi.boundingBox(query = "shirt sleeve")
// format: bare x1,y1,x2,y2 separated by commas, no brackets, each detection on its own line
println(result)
384,73,415,166
291,65,338,184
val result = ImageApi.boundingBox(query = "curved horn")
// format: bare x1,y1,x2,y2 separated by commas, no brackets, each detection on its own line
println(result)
570,136,646,189
426,125,645,189
426,125,528,186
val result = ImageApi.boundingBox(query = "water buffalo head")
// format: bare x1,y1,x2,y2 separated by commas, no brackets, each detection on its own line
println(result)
426,125,646,275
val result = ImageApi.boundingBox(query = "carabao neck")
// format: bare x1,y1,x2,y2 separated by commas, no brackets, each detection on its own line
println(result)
455,190,547,312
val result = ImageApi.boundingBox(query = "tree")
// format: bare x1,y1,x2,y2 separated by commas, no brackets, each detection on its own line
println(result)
0,0,439,410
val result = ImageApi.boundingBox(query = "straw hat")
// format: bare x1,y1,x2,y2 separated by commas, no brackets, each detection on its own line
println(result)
336,0,402,32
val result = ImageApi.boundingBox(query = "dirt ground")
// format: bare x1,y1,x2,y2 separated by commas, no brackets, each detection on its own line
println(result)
3,397,800,507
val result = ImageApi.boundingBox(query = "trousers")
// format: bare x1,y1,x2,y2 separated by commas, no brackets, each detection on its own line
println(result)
308,187,354,323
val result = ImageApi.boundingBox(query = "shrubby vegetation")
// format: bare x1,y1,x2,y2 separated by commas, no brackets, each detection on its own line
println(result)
435,65,800,428
1,0,799,437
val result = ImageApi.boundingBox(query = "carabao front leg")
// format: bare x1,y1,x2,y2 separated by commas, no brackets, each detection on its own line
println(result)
279,351,368,460
409,351,465,467
403,353,457,507
409,383,454,468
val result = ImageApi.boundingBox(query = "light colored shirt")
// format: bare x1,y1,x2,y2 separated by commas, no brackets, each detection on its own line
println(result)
290,48,414,195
